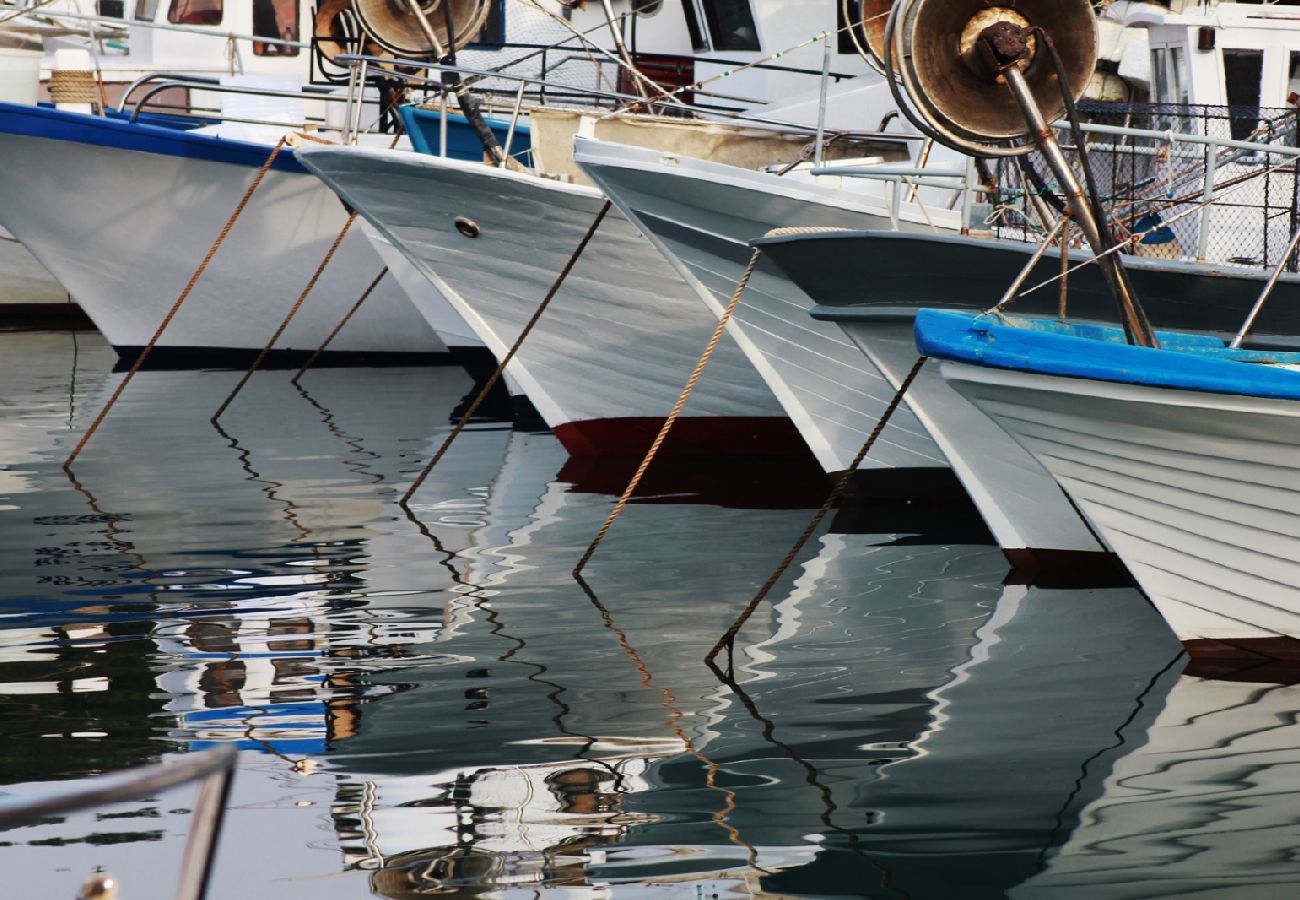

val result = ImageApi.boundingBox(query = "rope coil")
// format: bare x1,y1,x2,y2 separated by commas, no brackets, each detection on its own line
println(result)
48,69,99,106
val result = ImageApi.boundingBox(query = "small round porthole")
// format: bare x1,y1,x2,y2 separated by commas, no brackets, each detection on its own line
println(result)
454,217,481,238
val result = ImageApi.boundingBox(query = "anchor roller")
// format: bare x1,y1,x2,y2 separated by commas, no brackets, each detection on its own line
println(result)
884,0,1096,157
351,0,492,58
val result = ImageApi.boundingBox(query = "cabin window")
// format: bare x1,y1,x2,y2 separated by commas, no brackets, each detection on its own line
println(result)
471,0,505,46
1223,48,1263,140
1169,47,1187,104
700,0,758,52
1287,52,1300,104
681,1,708,52
167,0,222,26
1151,47,1169,102
133,0,158,21
253,0,299,55
1149,46,1187,105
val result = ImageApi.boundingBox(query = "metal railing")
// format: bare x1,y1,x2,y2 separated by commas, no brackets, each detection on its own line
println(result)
1007,103,1300,271
332,53,912,142
809,103,1300,266
0,745,236,900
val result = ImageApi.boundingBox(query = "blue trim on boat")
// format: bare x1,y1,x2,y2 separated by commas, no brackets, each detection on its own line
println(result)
914,309,1300,401
0,101,309,173
399,103,532,164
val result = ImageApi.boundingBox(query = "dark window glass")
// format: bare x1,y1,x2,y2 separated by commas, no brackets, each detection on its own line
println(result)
471,0,505,46
167,0,222,26
253,0,299,56
701,0,758,52
1224,48,1263,140
133,0,158,21
838,0,864,55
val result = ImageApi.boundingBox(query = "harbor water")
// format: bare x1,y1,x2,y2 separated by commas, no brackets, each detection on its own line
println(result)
2,324,1297,898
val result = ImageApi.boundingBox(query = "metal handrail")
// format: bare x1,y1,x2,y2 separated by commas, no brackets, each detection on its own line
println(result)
0,745,236,900
116,70,221,114
334,54,915,141
127,79,346,124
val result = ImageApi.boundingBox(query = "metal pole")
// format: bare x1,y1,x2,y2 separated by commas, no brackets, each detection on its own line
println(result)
175,763,235,900
1229,224,1300,348
961,156,976,235
439,87,449,157
350,58,369,144
814,34,831,168
1004,67,1158,348
986,215,1068,314
342,61,358,145
908,137,933,203
501,79,527,168
599,0,645,99
1198,139,1218,261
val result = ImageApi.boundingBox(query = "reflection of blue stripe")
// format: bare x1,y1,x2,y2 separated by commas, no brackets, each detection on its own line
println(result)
186,701,325,722
191,738,327,754
0,101,308,173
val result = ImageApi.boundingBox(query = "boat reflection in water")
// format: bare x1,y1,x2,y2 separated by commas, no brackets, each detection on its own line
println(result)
3,332,1300,896
1017,671,1300,899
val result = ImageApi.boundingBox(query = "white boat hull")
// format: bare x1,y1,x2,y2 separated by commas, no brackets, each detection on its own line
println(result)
0,128,448,364
572,137,949,478
944,360,1300,647
297,145,806,460
837,320,1110,565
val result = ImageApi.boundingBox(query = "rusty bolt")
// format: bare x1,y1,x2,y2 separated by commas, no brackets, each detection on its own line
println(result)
977,20,1030,76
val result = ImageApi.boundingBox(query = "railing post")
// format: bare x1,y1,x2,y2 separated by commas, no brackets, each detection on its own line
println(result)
1197,138,1218,262
175,764,235,900
439,86,449,157
342,60,358,144
501,78,527,167
350,58,369,144
961,156,977,235
813,34,831,168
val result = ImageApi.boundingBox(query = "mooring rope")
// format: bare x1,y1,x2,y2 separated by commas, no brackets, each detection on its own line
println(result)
704,355,929,667
399,200,612,506
63,137,288,471
573,574,762,868
211,210,360,423
572,246,765,575
291,266,389,386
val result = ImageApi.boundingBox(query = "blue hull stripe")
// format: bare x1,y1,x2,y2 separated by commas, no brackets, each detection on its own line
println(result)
0,101,309,173
914,309,1300,402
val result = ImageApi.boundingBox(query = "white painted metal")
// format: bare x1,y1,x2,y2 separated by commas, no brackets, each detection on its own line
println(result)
572,136,952,473
0,129,444,357
841,320,1106,557
943,360,1300,642
296,144,789,441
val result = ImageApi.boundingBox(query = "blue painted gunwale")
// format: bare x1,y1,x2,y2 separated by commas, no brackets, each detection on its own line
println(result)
0,100,309,173
914,309,1300,402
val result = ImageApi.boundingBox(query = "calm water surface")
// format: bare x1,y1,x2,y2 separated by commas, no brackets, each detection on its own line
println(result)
0,327,1296,898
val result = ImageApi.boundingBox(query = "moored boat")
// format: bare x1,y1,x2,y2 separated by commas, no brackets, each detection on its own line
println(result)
916,308,1300,659
0,101,451,367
